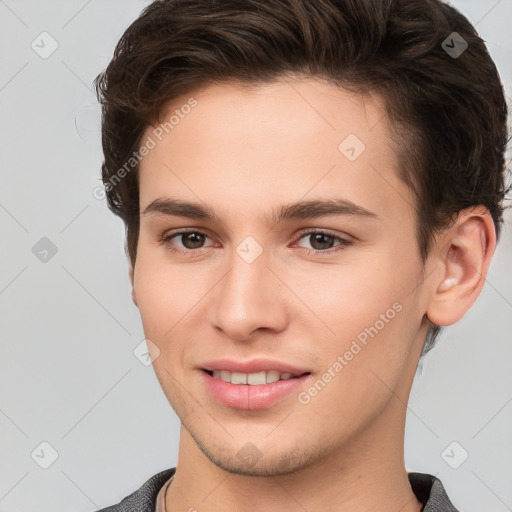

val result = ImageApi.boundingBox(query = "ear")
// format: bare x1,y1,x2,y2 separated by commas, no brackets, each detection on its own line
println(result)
129,265,138,307
426,206,496,327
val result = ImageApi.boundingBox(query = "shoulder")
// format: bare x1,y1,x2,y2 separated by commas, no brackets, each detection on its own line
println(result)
96,467,176,512
408,472,461,512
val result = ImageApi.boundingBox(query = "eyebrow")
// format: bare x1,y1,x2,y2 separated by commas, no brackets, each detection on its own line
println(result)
142,197,379,224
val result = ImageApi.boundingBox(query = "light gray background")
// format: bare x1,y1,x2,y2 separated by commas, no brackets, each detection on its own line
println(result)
0,1,511,511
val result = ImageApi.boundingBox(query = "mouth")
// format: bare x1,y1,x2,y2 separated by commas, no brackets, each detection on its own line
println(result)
203,369,311,385
200,368,313,410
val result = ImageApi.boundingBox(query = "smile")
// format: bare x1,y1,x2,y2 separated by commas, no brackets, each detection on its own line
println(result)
208,369,302,385
202,370,312,410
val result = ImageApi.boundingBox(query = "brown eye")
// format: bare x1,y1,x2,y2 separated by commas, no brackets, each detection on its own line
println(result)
294,229,353,255
308,233,337,250
161,230,214,254
178,232,206,249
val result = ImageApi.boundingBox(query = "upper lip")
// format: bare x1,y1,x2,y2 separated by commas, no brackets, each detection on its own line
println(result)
201,358,310,375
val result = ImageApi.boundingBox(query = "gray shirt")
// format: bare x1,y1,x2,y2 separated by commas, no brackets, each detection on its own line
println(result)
96,467,460,511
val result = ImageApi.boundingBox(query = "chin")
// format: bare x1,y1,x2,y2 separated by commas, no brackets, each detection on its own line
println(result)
187,425,325,477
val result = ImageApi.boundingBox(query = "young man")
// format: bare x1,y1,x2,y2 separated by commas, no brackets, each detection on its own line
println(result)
94,0,508,510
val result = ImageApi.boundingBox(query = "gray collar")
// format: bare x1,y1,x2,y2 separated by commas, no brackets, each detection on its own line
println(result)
96,468,459,512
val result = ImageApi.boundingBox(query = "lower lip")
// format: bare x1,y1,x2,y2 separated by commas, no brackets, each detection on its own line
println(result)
201,371,311,410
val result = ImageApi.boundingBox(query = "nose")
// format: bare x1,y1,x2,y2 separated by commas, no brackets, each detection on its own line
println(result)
209,247,289,341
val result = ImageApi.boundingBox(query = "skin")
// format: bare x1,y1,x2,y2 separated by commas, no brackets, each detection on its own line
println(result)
129,76,495,512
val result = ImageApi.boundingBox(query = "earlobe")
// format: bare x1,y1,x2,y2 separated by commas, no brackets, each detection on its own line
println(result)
426,207,496,327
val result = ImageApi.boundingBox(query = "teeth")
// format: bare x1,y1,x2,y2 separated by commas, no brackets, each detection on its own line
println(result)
266,370,280,383
230,372,247,384
247,371,266,385
211,370,299,385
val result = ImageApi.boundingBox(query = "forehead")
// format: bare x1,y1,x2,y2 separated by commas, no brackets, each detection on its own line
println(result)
149,77,392,149
138,77,412,223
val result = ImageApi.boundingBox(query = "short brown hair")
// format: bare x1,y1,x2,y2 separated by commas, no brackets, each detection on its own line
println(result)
94,0,509,352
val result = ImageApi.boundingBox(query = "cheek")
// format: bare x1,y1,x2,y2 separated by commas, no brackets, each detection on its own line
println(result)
294,275,417,437
287,255,408,334
133,251,211,389
133,249,205,335
295,252,420,384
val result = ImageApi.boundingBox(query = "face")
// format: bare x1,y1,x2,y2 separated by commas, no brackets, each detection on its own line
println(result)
133,77,430,476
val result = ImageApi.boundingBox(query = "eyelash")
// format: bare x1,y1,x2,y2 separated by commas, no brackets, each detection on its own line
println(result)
160,228,353,257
